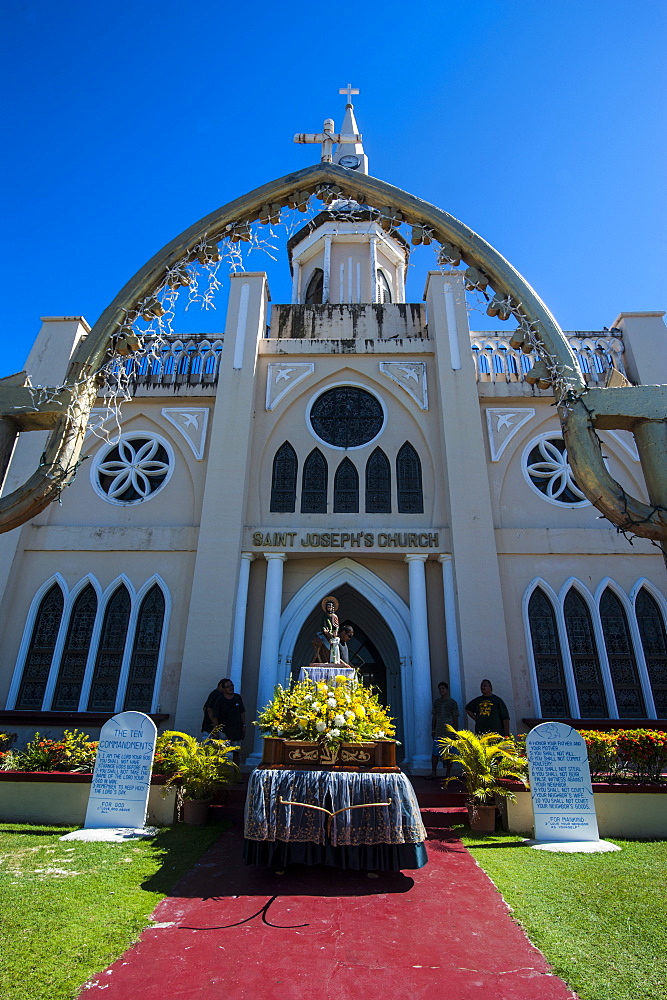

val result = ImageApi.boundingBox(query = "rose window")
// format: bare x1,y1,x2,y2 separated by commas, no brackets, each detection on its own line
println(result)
309,387,384,449
524,435,589,507
94,435,171,504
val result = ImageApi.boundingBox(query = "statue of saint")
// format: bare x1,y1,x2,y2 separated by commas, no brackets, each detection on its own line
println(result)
313,596,341,664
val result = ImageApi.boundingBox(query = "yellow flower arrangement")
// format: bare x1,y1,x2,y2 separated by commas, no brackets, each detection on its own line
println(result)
255,675,396,748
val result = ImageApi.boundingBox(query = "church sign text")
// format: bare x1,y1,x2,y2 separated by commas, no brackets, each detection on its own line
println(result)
250,530,440,550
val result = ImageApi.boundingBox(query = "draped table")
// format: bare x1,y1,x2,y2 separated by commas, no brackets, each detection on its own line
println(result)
243,768,428,870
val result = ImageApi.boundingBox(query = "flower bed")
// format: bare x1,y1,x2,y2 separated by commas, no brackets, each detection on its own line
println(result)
513,728,667,784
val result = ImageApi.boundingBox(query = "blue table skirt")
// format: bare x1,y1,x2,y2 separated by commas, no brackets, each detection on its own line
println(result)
244,768,427,870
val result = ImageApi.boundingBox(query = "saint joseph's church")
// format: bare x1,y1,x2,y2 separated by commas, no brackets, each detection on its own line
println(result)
1,95,665,770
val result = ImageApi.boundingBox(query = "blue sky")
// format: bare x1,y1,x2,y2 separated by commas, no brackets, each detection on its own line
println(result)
1,0,665,378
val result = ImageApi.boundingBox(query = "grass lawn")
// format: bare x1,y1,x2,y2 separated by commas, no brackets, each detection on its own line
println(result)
0,822,222,1000
461,828,667,1000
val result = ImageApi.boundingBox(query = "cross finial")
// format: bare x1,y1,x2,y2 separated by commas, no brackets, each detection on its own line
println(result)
339,83,359,106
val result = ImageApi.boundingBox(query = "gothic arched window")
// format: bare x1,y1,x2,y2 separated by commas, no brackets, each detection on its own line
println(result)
87,585,132,712
123,585,165,712
396,442,423,513
563,589,608,718
270,442,297,513
305,268,324,304
635,588,667,718
528,588,570,717
365,448,391,513
15,584,64,710
52,585,98,711
301,449,328,513
334,458,359,513
377,269,392,303
599,588,645,717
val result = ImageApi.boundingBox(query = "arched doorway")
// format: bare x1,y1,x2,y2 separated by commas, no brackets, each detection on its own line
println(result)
290,583,404,752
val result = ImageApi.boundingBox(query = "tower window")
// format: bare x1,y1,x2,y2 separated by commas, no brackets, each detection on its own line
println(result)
270,442,297,513
334,457,359,513
305,268,324,305
301,448,328,513
365,448,391,513
396,442,423,513
377,269,392,303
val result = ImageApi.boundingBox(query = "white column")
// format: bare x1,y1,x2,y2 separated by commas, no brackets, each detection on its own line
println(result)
229,552,255,692
405,554,432,770
291,260,301,303
398,262,406,303
323,236,332,303
369,236,378,302
439,554,463,721
248,552,287,764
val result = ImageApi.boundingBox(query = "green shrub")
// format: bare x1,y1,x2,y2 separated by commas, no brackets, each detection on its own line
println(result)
7,730,98,773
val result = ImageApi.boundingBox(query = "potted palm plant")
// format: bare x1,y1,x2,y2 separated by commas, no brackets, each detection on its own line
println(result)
161,731,239,824
438,727,527,833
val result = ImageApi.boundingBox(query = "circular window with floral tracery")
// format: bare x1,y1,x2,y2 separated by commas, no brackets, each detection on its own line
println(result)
308,386,385,450
92,434,173,505
522,434,589,507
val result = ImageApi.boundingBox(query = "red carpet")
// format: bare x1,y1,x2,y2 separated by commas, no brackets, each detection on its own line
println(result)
78,799,577,1000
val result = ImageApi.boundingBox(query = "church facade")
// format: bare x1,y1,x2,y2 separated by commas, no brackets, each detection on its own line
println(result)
1,102,666,770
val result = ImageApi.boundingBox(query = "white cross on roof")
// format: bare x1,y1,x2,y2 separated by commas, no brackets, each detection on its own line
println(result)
339,83,359,104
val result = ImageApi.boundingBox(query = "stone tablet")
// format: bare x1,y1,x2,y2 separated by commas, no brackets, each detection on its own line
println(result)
526,722,599,843
84,711,157,830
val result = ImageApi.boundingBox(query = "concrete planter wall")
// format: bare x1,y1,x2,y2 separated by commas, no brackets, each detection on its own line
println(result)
504,784,667,839
0,772,177,826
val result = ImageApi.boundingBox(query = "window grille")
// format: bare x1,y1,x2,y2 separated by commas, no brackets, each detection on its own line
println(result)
636,588,667,718
51,585,98,711
301,449,328,513
599,589,645,717
376,270,392,303
528,589,570,716
310,387,384,449
564,589,608,717
15,585,64,710
305,268,324,304
333,458,359,513
396,442,423,513
365,448,391,513
270,442,297,513
123,585,165,712
87,586,131,712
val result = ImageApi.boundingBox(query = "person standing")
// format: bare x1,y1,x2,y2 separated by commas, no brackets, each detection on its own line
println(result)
465,679,510,737
430,681,459,779
201,679,225,738
338,624,355,666
214,678,246,768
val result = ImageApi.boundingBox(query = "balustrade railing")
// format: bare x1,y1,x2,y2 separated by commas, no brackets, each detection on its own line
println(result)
470,333,626,386
110,330,626,391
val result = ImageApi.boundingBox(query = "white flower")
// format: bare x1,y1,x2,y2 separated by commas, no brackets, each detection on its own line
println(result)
312,702,322,712
316,720,327,733
374,731,385,739
330,728,340,737
303,694,312,701
344,710,355,720
327,697,337,708
334,714,345,727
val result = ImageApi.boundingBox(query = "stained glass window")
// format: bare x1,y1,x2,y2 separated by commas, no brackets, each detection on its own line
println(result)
396,442,423,513
52,585,98,711
600,588,645,717
301,449,327,513
87,586,131,712
365,448,391,513
270,442,297,513
636,588,667,718
15,585,64,710
310,388,384,449
123,585,165,711
333,458,359,513
564,589,608,718
528,588,570,717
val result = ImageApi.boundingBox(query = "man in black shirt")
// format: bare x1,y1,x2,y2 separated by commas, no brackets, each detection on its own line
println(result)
465,679,510,737
214,679,246,767
201,679,226,737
